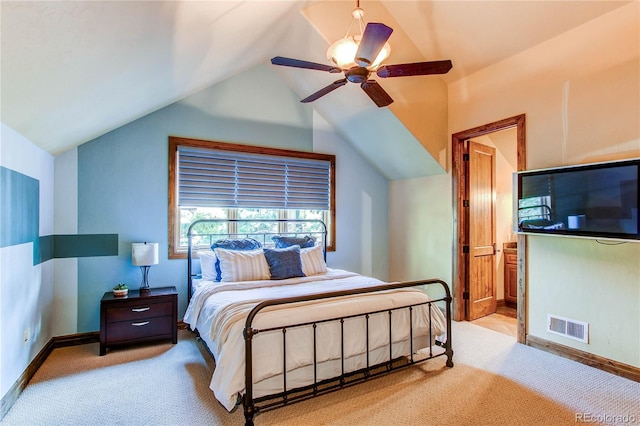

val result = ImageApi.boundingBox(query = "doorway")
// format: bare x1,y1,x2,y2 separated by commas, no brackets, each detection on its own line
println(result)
452,114,527,343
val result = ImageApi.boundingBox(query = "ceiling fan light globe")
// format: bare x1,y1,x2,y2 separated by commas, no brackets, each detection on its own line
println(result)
328,35,391,70
327,37,359,69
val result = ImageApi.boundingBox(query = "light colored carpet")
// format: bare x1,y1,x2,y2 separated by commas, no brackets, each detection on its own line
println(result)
3,321,639,425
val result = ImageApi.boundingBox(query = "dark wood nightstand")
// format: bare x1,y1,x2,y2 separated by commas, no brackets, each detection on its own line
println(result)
100,286,178,355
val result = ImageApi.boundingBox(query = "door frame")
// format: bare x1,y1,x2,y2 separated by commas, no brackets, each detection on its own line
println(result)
451,114,527,343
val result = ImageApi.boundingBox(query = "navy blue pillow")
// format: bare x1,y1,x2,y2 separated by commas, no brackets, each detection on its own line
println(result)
272,235,316,249
263,246,306,280
211,238,262,281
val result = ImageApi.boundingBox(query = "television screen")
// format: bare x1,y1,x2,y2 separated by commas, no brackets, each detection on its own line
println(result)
517,159,639,240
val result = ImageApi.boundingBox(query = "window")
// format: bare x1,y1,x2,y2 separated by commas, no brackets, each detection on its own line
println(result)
168,137,335,258
518,195,552,222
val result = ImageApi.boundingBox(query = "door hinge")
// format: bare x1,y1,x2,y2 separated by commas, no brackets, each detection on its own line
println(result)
463,199,469,207
463,153,470,162
462,245,470,254
463,291,470,300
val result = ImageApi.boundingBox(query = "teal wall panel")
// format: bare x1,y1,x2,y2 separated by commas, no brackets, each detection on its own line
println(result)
1,166,41,264
0,166,39,248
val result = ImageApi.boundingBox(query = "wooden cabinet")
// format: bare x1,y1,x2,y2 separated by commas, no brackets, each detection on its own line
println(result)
100,286,177,355
504,249,518,307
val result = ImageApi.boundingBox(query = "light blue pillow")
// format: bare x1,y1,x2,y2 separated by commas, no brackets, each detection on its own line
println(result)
210,238,262,281
263,245,306,280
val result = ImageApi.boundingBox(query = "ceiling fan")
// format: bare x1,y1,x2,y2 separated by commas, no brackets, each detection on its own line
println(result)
271,4,452,108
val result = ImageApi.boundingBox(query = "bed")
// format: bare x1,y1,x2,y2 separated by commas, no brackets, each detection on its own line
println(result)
183,219,453,425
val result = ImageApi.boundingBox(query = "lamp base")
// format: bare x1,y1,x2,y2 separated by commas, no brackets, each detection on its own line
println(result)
139,265,152,291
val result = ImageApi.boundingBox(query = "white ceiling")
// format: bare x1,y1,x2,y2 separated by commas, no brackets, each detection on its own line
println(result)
0,1,629,157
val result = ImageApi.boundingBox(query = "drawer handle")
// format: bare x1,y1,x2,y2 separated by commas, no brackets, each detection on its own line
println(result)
131,307,150,313
131,321,150,327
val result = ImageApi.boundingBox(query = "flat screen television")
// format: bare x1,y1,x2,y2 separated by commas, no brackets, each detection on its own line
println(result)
516,158,639,241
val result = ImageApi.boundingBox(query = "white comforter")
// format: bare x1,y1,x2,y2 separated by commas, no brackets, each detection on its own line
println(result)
183,269,447,411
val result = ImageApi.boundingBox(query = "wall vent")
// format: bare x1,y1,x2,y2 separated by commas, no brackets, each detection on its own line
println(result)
547,314,589,343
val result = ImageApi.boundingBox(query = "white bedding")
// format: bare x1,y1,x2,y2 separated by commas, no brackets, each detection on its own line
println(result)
183,269,447,411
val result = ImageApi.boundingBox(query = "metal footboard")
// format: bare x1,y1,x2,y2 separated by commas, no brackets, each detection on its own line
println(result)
242,279,454,426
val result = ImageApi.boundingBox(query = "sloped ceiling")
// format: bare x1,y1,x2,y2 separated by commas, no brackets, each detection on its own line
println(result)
0,1,629,179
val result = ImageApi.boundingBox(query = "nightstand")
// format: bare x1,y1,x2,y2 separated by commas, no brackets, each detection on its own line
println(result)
100,286,178,355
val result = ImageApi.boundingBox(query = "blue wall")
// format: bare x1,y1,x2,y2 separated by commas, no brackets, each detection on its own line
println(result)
75,65,388,332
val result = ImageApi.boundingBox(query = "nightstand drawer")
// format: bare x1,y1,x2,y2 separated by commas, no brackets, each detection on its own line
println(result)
105,315,174,342
105,301,173,323
505,253,517,264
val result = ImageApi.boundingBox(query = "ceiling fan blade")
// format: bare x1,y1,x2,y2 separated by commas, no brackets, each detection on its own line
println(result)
301,79,348,103
271,56,342,73
376,60,453,78
361,80,393,107
355,23,393,68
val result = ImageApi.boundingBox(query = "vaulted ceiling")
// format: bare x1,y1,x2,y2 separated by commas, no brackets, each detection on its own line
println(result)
1,1,628,178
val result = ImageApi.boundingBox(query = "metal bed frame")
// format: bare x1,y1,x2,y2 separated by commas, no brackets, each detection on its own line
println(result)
186,219,454,426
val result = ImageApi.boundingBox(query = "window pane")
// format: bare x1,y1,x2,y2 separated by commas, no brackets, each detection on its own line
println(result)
518,196,552,221
287,209,324,231
286,209,330,246
180,207,228,248
236,208,279,246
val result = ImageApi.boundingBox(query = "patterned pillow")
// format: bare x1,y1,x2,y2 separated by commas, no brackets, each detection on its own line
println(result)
272,235,316,249
210,238,263,281
213,248,270,282
211,238,262,251
263,246,306,280
300,245,327,276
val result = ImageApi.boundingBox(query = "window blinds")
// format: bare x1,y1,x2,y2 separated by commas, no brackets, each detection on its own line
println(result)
521,174,552,198
177,146,331,210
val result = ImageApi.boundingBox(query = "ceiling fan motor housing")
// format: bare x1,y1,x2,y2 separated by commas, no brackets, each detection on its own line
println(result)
345,66,370,84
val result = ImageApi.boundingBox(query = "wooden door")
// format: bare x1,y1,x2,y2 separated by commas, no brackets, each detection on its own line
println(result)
467,141,497,320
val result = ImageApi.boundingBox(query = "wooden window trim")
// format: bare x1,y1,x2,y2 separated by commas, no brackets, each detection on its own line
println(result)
168,136,336,259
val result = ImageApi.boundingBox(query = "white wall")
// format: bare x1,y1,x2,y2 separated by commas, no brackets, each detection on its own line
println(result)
390,3,640,366
0,123,55,400
53,148,78,336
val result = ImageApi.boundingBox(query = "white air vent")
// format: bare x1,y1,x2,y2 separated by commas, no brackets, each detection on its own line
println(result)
547,314,589,343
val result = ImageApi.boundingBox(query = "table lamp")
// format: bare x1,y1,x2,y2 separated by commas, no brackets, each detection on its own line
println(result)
132,242,159,291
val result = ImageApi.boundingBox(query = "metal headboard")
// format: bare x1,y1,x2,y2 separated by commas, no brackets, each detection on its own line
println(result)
186,219,328,300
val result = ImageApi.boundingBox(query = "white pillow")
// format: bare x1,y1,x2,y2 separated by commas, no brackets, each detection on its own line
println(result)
198,251,218,281
214,248,270,282
300,245,327,276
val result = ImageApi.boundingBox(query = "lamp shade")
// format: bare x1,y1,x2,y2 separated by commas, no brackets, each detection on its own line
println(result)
132,243,159,266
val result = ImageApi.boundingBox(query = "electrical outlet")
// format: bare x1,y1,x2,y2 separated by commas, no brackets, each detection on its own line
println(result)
23,327,30,343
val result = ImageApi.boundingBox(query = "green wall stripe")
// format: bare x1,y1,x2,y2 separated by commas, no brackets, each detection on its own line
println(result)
37,235,55,264
53,234,118,258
